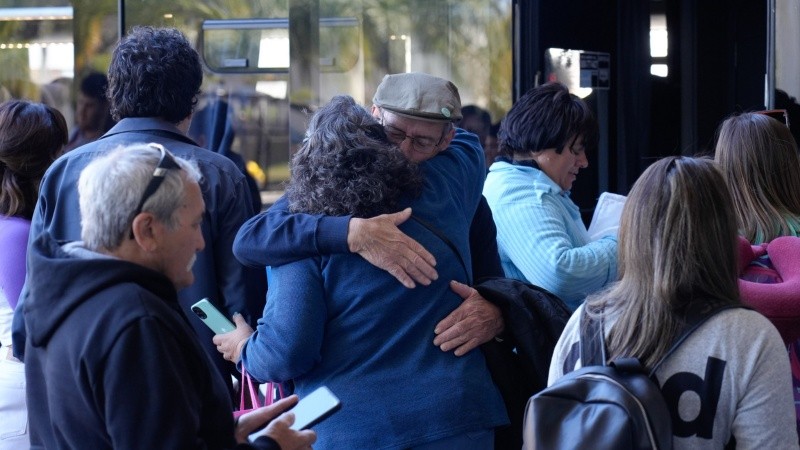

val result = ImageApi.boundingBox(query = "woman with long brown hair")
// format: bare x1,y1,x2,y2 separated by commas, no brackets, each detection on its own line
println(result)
548,157,797,448
715,111,800,437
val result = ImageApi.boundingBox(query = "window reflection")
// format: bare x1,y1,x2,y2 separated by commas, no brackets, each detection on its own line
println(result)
0,0,512,196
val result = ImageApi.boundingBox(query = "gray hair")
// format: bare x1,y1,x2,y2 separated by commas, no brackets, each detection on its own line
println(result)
78,143,201,251
287,95,422,217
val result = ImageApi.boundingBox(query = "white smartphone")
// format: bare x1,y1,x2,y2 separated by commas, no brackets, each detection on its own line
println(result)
289,386,342,430
190,298,235,334
249,386,342,442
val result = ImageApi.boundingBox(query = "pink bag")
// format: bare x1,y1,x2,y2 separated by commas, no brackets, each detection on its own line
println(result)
234,366,284,419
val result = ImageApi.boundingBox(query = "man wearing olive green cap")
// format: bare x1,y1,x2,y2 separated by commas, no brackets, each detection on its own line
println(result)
371,72,463,163
230,72,505,358
373,72,462,120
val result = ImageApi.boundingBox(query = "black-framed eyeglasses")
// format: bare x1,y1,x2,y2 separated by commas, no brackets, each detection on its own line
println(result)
129,143,181,238
379,110,448,154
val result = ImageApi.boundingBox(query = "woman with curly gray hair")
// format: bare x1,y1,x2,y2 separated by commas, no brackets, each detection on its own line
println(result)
286,95,422,217
225,95,508,449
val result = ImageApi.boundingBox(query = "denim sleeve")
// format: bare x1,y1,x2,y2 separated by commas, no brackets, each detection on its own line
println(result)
233,195,351,267
491,190,617,309
240,258,325,383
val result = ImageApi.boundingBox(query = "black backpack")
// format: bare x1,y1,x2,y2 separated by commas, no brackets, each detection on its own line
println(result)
523,305,735,450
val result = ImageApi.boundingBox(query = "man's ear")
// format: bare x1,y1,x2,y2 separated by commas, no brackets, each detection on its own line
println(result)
371,105,380,119
131,213,159,252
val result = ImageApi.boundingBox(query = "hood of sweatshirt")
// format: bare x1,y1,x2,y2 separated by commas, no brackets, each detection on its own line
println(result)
25,232,177,348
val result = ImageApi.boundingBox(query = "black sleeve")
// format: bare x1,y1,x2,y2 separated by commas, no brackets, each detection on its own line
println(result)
470,196,504,282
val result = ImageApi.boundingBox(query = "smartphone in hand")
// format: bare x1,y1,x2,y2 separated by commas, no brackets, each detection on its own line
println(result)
249,386,342,442
190,298,235,334
289,386,342,430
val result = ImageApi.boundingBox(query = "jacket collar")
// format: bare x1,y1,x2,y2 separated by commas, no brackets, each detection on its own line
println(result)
101,118,199,146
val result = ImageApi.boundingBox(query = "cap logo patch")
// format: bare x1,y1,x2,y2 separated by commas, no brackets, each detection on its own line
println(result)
441,107,451,118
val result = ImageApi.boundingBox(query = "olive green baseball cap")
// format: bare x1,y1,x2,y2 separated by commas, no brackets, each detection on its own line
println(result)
372,72,462,122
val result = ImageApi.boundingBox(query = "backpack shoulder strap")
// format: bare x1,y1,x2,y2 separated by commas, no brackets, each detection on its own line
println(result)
649,304,742,376
579,306,607,367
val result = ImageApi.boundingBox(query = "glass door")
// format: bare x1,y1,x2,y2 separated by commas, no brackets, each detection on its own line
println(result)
123,0,512,200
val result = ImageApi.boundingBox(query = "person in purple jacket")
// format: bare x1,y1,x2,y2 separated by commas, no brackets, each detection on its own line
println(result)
0,100,67,450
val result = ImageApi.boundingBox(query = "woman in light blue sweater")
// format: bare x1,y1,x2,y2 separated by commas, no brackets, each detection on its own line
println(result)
483,83,617,309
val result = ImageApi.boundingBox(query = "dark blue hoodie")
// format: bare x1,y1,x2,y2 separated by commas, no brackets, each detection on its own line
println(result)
23,233,276,449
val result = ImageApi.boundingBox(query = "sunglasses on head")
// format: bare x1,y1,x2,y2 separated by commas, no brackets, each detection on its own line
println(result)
129,143,181,239
755,109,790,127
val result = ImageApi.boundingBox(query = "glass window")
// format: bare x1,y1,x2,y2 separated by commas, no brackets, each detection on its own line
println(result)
0,3,74,122
121,0,511,196
774,0,800,105
0,1,118,137
0,0,511,197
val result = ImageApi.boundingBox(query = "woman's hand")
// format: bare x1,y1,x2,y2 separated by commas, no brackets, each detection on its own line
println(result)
212,313,253,363
235,395,317,449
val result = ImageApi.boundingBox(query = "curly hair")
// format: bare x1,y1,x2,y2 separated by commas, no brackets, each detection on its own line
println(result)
498,82,598,158
0,100,68,218
286,95,423,218
107,26,202,123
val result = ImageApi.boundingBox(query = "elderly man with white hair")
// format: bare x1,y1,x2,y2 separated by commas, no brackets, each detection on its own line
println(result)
22,143,315,450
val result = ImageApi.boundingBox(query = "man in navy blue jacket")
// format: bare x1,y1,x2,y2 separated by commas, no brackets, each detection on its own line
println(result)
231,73,504,357
12,27,265,394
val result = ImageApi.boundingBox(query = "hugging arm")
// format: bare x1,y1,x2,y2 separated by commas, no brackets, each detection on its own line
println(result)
233,196,437,288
